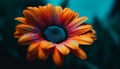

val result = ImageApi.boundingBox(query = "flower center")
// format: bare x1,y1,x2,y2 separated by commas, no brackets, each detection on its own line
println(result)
44,26,67,43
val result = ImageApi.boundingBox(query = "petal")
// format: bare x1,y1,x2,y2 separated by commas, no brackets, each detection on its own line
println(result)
60,8,70,24
27,7,46,27
40,41,54,50
38,47,49,60
72,48,87,60
27,42,40,60
56,44,70,55
46,4,55,24
52,48,64,66
55,6,62,24
15,17,27,24
23,10,42,28
67,17,88,30
38,4,55,25
15,24,40,34
64,11,76,25
18,33,41,45
61,8,69,18
68,25,92,36
74,12,79,18
63,40,79,50
60,8,76,25
71,35,93,45
28,42,40,53
72,25,92,32
83,32,96,40
14,31,22,38
55,6,62,17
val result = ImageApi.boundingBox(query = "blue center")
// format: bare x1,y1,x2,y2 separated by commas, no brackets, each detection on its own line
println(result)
44,26,66,43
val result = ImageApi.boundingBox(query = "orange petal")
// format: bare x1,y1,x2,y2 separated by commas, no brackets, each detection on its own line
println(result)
83,32,96,40
23,10,41,27
52,48,64,66
39,4,54,25
27,7,45,27
73,48,87,60
56,44,70,55
15,24,40,34
27,42,40,60
38,47,49,60
67,17,88,30
40,41,54,50
14,31,22,38
46,4,56,24
71,35,93,45
61,8,69,16
64,40,79,50
61,8,75,24
74,12,79,18
68,25,92,36
60,8,71,23
28,42,40,53
15,17,27,24
55,6,62,17
55,6,62,23
18,33,40,45
46,4,54,17
65,11,76,25
72,17,88,28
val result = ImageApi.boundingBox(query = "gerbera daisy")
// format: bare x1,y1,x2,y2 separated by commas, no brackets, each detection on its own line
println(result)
14,4,96,66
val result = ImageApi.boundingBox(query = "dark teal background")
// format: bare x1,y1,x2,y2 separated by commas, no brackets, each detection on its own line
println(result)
0,0,120,69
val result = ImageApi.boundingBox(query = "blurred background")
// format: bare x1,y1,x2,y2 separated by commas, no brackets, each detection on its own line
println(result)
0,0,120,69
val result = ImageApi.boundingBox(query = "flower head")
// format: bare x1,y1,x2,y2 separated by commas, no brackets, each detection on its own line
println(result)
14,4,96,66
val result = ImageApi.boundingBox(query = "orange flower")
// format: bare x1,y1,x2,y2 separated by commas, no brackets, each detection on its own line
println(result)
14,4,96,66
